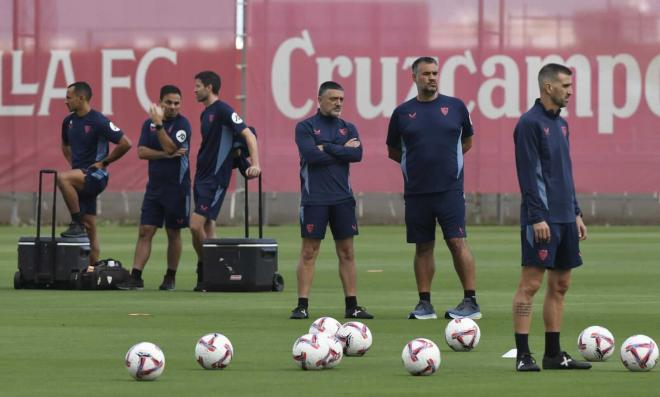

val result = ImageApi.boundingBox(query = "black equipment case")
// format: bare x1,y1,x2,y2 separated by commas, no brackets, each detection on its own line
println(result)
202,175,283,292
14,169,90,289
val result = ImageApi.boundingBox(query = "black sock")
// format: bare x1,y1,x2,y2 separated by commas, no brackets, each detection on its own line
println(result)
71,212,82,223
515,333,530,357
131,268,143,280
345,296,358,310
464,290,476,301
165,268,176,279
545,332,560,358
419,292,431,303
196,261,203,282
297,297,309,309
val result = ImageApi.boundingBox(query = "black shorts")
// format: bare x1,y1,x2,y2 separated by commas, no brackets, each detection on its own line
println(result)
404,190,467,243
193,179,227,220
520,222,583,269
299,200,358,240
140,187,190,229
79,167,108,216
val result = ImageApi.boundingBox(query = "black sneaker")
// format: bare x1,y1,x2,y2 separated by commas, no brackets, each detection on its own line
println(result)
193,283,206,292
290,306,309,319
516,353,541,372
542,351,592,370
61,222,87,238
345,306,374,319
158,277,175,291
117,277,144,290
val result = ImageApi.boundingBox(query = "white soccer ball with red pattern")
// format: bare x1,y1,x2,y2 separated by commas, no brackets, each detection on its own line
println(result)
577,326,615,361
337,321,372,356
292,333,330,370
195,333,234,370
309,316,342,335
322,333,344,368
620,335,658,372
125,342,165,381
401,338,441,376
444,318,481,351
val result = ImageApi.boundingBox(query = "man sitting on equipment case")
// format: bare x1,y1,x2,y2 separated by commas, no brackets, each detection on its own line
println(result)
57,81,132,267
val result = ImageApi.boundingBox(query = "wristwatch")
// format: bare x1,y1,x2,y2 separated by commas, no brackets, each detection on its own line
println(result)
102,159,110,167
155,124,164,130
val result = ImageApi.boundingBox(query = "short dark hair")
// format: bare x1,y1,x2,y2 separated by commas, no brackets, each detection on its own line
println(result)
195,71,221,94
318,81,344,97
68,81,92,101
412,57,438,74
159,85,181,101
538,63,573,88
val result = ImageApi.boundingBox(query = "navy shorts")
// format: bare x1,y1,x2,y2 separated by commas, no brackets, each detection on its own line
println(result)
141,187,190,229
405,190,467,243
193,179,227,220
521,222,583,269
79,167,108,216
300,200,358,240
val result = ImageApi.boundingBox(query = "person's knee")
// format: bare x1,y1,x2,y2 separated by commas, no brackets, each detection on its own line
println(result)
300,243,320,263
138,225,156,240
189,217,205,236
519,278,542,298
336,246,354,263
166,228,181,242
549,278,571,296
446,238,466,255
415,241,434,257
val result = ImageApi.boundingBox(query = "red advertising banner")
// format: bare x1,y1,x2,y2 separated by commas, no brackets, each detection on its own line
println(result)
246,0,660,194
1,0,660,194
0,0,241,192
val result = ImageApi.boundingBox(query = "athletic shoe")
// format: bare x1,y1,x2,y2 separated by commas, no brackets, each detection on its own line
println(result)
193,283,206,292
516,353,541,372
158,277,175,291
290,306,309,319
408,300,437,320
345,306,374,319
117,277,144,290
444,297,482,320
61,222,87,238
542,351,592,370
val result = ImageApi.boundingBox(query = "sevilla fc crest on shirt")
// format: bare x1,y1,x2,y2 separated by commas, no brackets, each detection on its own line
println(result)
338,128,348,136
440,107,449,116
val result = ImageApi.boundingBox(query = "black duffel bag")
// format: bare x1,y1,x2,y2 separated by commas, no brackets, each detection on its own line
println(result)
73,258,130,290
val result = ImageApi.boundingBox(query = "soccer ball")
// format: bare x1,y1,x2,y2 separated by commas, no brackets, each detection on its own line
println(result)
620,335,658,372
337,321,373,356
195,333,234,370
444,318,481,351
125,342,165,381
322,333,344,369
292,333,330,370
577,326,615,361
309,316,342,335
401,338,441,376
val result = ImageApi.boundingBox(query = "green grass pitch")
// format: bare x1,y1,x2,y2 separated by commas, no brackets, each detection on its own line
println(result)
0,225,658,396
